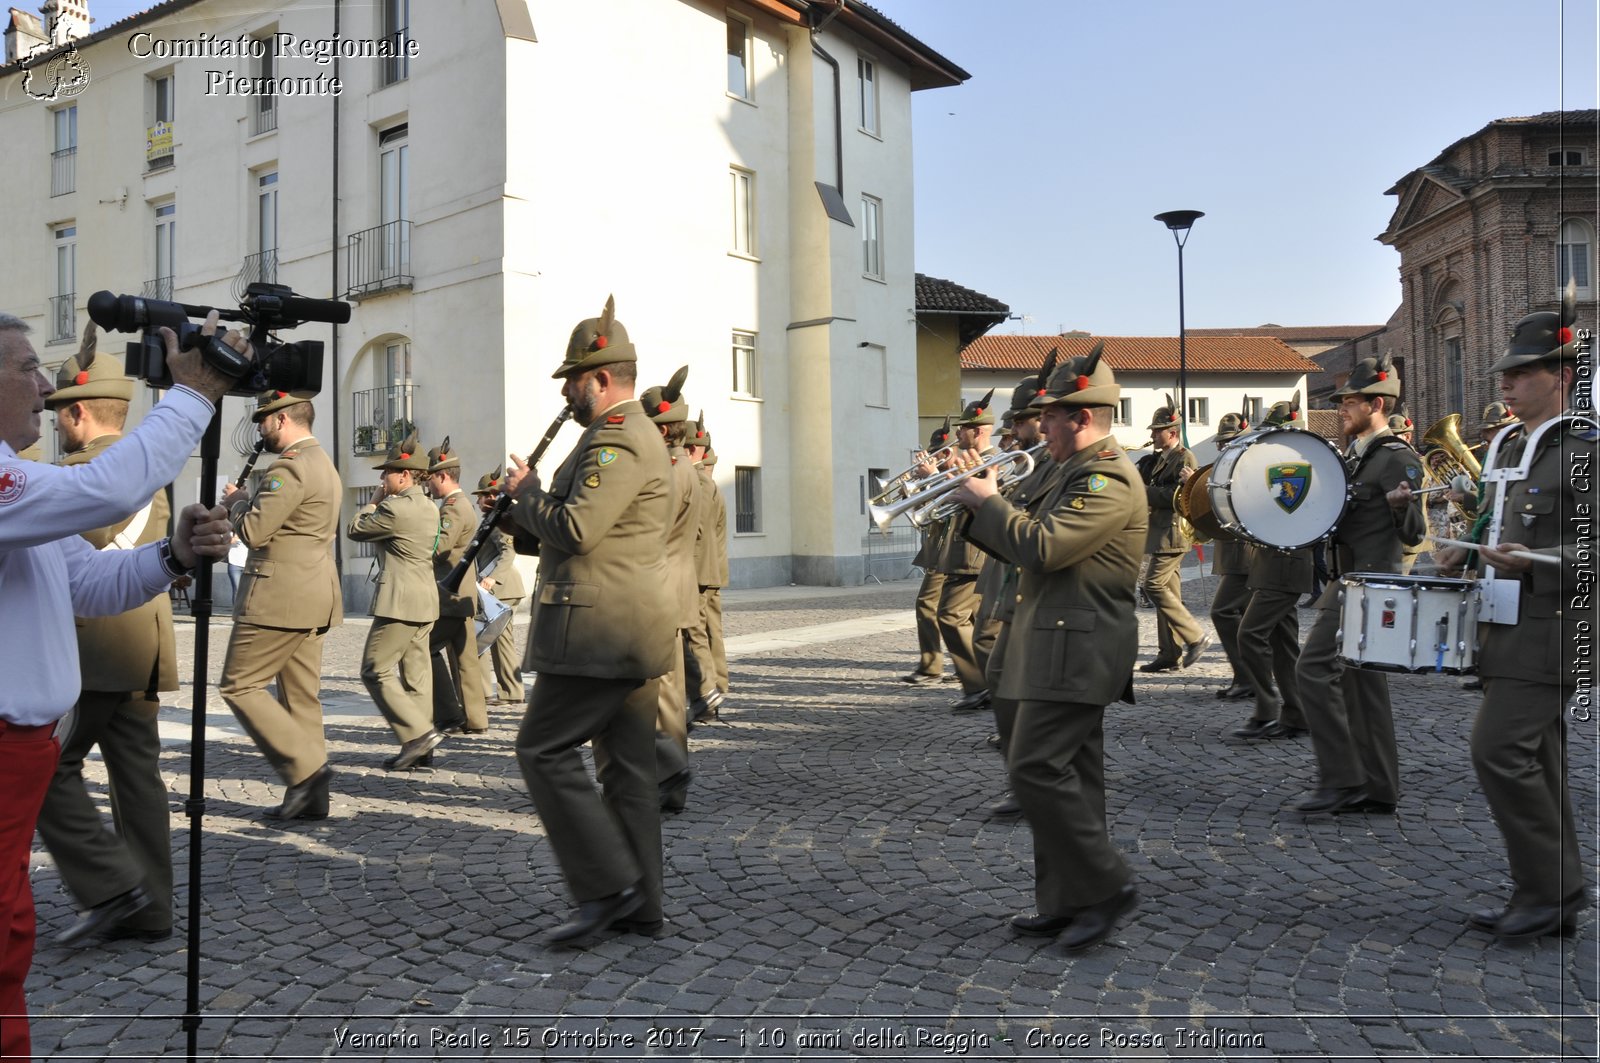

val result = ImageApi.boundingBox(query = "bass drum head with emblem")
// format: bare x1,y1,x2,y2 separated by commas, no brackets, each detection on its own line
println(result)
1207,427,1348,549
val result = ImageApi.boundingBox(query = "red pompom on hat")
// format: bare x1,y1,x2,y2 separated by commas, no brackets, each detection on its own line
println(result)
1559,326,1574,344
400,452,411,459
1036,388,1046,396
657,401,671,413
74,370,88,386
1075,375,1090,391
593,335,609,350
1376,371,1388,381
1289,411,1298,420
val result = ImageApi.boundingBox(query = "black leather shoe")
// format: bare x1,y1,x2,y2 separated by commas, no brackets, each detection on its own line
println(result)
1265,722,1308,739
610,916,665,936
1295,786,1367,813
1181,634,1213,668
1060,885,1139,953
1468,906,1504,933
901,671,942,685
1138,659,1180,673
689,690,725,724
1339,797,1396,815
459,727,488,735
985,733,1001,749
1231,719,1276,740
1215,683,1255,700
949,690,991,712
1010,910,1076,937
104,922,173,943
1494,904,1568,942
1462,677,1484,691
385,731,446,771
989,792,1022,817
436,716,467,735
264,764,331,821
56,887,152,945
546,885,645,947
659,767,692,812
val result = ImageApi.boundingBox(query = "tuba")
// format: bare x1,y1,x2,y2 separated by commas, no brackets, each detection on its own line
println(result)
1420,413,1482,523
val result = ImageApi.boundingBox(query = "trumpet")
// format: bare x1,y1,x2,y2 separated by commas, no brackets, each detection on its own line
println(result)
869,448,1036,531
869,444,958,508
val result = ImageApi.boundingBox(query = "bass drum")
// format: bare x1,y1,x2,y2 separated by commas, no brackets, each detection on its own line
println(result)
1176,463,1232,543
1207,427,1348,550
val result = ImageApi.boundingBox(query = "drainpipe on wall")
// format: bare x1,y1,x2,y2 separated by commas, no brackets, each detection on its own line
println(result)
330,0,343,575
809,1,844,195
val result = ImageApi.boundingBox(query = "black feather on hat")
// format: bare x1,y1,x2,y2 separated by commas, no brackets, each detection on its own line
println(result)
644,365,692,424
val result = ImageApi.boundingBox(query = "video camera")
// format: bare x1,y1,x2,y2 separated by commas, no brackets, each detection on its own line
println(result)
87,283,352,397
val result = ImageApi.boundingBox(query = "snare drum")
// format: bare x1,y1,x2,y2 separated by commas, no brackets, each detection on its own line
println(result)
1335,573,1480,674
1207,427,1348,549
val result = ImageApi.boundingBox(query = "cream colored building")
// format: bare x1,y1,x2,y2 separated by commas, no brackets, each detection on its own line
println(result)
0,0,967,603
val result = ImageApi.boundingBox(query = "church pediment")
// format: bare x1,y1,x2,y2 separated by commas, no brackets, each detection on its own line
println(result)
1386,170,1468,237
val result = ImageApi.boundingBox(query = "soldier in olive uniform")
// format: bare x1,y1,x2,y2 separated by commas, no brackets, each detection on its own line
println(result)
1207,411,1253,698
1231,397,1312,741
900,419,953,684
37,332,177,943
1438,290,1595,941
472,468,526,705
972,353,1059,818
930,390,999,710
348,432,445,770
219,389,344,821
684,414,729,721
1139,399,1210,671
503,297,675,947
950,343,1145,953
1478,400,1517,450
1293,354,1426,814
638,367,700,809
1388,412,1425,575
425,439,490,734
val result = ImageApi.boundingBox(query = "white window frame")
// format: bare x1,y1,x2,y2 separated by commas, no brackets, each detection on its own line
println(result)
381,0,410,85
730,166,755,257
51,224,76,343
152,73,175,123
857,55,879,136
732,330,759,398
51,104,76,196
1186,396,1208,426
726,12,752,102
251,36,277,135
1243,397,1263,426
1113,398,1132,426
154,202,176,295
861,194,883,279
1557,217,1593,299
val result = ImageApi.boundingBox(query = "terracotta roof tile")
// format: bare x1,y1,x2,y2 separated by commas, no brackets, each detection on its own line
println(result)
1187,325,1386,342
961,335,1322,374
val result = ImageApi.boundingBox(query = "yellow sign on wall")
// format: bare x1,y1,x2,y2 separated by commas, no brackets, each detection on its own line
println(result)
146,120,173,160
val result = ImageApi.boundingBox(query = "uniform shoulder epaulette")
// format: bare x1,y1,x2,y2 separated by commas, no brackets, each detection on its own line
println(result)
1094,448,1119,460
603,414,626,428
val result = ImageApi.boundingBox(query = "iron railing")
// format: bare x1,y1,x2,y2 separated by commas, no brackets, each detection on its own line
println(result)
347,220,412,299
351,383,418,456
48,293,74,343
50,146,75,196
252,98,277,137
143,276,174,301
381,28,410,85
233,249,277,302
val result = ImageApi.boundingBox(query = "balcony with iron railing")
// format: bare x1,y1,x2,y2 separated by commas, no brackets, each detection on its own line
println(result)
48,293,74,344
143,276,174,301
51,146,75,196
351,383,418,456
233,249,278,301
252,97,277,137
347,220,412,300
381,28,410,86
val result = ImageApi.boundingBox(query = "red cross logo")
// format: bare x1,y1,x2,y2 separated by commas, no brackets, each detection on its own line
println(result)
0,466,26,505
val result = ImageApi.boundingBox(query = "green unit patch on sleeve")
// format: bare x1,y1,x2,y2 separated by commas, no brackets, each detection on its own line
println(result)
266,476,283,491
1086,473,1108,493
598,448,618,466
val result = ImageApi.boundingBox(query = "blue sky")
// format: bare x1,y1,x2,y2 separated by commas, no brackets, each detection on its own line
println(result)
80,0,1600,334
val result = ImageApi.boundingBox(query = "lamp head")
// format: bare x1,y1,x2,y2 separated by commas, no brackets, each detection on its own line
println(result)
1154,209,1205,232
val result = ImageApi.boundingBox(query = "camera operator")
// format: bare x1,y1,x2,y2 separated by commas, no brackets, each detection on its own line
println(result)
0,308,242,1063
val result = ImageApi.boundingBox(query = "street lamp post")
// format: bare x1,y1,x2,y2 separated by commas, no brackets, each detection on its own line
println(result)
1154,210,1204,447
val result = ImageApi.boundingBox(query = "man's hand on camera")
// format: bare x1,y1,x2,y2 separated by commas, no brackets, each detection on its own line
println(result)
172,503,233,570
164,310,248,405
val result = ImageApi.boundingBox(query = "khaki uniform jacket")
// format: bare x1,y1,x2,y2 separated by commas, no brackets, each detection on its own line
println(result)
433,488,479,619
1478,419,1597,689
348,485,441,623
1142,445,1196,554
1247,546,1314,594
667,448,701,629
228,437,344,630
1212,537,1253,577
479,529,526,601
967,440,1147,705
936,447,996,576
1320,431,1425,600
65,434,178,693
973,452,1059,627
510,399,675,679
693,464,728,588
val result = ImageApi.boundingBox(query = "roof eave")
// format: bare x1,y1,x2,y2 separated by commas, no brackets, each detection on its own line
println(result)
775,0,969,90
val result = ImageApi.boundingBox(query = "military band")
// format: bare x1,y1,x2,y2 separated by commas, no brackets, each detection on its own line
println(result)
18,282,1591,984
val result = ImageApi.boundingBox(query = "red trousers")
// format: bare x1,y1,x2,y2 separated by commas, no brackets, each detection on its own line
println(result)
0,722,61,1062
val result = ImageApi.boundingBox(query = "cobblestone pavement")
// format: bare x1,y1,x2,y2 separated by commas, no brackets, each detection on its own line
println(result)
24,565,1599,1060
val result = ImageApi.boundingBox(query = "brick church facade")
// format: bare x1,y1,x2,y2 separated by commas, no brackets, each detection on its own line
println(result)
1379,109,1598,433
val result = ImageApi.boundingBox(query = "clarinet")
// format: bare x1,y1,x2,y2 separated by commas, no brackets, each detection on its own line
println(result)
441,406,572,594
234,438,269,489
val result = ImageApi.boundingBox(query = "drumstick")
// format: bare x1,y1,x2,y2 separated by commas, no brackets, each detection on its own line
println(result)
1427,535,1560,565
